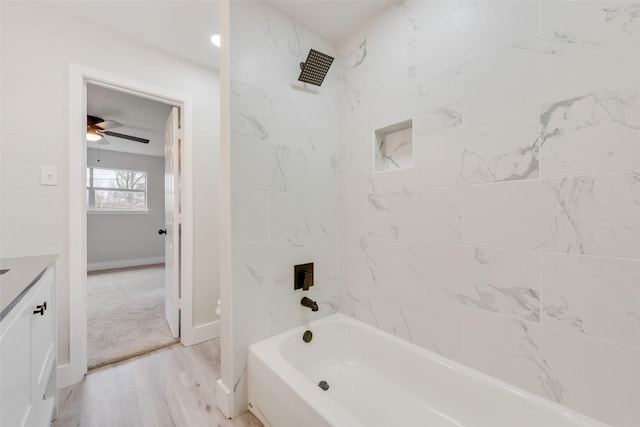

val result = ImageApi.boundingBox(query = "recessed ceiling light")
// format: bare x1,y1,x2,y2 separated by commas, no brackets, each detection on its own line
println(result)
210,34,221,47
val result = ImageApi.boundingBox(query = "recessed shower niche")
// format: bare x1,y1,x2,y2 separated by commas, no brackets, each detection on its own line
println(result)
374,119,413,172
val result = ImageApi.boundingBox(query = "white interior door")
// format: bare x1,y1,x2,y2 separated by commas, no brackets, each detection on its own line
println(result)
163,106,180,338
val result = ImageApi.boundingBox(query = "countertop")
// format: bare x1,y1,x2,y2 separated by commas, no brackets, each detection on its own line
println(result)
0,255,57,321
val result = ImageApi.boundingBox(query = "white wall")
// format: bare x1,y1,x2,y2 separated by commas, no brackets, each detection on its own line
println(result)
225,0,339,415
86,148,165,270
0,1,221,365
336,1,640,425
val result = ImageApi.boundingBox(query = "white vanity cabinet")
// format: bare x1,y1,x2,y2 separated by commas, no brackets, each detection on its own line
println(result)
0,258,57,427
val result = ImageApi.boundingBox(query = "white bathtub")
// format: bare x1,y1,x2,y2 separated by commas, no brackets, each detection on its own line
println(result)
247,313,608,427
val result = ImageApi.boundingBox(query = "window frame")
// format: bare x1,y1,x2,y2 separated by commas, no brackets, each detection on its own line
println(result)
86,166,149,213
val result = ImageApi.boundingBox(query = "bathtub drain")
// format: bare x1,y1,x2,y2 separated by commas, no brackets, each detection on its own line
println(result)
318,380,329,391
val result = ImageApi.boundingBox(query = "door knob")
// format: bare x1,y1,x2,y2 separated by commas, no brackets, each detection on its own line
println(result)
158,229,167,235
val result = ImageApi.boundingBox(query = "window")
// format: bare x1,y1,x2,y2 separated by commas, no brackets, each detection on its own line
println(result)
87,167,147,211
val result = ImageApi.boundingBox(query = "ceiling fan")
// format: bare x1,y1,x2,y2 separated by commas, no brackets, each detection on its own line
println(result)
86,115,150,144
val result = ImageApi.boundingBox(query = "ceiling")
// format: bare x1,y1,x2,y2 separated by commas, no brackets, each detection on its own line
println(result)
272,0,395,42
87,84,172,157
46,1,220,70
47,0,395,74
52,0,393,157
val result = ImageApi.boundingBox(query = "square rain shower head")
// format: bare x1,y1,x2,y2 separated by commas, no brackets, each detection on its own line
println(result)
298,49,334,86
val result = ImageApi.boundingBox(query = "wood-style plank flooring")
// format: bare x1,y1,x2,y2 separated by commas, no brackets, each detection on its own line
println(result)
53,340,263,427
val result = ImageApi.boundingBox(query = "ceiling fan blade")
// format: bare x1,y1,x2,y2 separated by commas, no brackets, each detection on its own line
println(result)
103,131,150,144
87,115,103,126
95,120,122,130
87,115,122,130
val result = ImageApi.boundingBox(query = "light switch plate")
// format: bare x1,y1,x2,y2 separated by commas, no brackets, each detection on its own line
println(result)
41,166,58,186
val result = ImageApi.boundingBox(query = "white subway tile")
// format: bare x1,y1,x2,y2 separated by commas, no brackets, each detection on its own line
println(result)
464,308,640,425
464,173,640,257
540,83,640,177
543,173,640,258
338,237,409,287
395,291,465,361
538,1,616,31
230,190,269,243
408,1,538,80
366,284,465,361
463,310,555,401
368,188,462,243
230,79,270,141
230,136,282,191
412,69,463,137
463,180,553,250
541,253,640,348
336,276,372,323
531,320,640,426
232,238,337,300
464,3,640,122
408,243,540,321
338,194,368,238
418,107,540,187
268,192,336,240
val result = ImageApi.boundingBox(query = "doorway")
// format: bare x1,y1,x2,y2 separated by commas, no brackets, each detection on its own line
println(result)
86,265,175,369
68,65,196,384
85,84,179,369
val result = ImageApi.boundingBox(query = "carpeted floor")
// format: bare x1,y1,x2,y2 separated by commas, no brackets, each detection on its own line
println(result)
87,264,178,370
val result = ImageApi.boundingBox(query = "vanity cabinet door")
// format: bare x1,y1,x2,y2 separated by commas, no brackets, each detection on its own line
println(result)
30,268,54,398
0,294,35,427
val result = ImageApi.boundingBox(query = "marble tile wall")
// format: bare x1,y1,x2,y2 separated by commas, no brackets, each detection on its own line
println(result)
229,0,338,414
336,1,640,425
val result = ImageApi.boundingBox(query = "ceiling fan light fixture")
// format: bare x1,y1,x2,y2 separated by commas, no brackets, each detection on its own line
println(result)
210,34,221,47
86,115,148,143
86,128,103,142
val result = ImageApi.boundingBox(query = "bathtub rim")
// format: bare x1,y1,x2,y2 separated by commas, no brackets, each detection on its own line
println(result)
248,312,609,427
248,344,364,427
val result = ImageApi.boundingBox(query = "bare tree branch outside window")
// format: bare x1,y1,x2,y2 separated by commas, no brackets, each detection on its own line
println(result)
87,167,147,210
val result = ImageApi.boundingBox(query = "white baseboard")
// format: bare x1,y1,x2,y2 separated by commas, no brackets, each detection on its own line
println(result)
216,379,233,418
187,319,220,346
58,321,217,392
57,362,86,389
87,257,165,272
57,363,71,389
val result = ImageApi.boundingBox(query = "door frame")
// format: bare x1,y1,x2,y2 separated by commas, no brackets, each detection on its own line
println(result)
67,64,195,385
